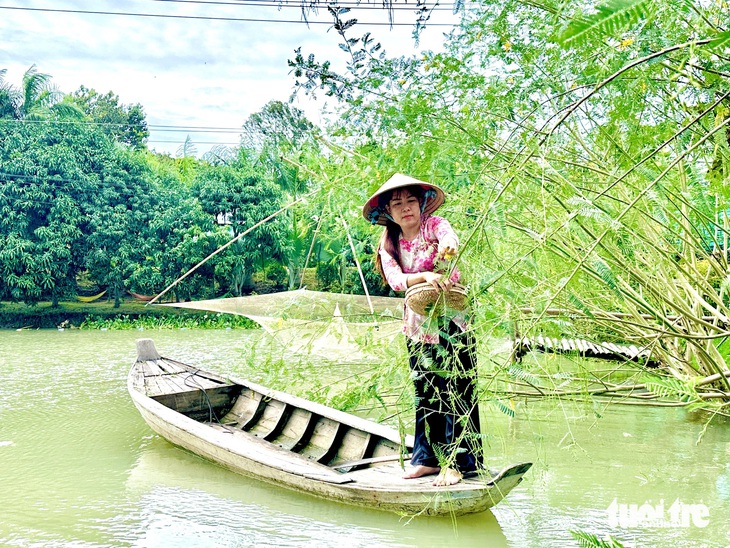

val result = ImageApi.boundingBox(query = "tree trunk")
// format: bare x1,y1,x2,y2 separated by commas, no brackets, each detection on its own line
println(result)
242,269,254,293
288,264,301,290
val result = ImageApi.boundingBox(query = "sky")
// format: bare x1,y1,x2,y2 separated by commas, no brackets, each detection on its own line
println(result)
0,0,460,157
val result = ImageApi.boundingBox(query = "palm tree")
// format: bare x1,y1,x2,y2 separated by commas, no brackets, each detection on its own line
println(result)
0,68,20,118
177,135,198,158
0,65,83,120
18,64,81,120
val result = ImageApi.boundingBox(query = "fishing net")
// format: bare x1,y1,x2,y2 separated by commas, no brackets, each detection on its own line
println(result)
162,289,404,362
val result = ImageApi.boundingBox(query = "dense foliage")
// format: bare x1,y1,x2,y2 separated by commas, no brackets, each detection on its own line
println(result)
289,0,730,409
2,1,730,412
0,67,343,306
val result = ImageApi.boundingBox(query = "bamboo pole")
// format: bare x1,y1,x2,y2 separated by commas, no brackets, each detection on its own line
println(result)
147,192,313,306
298,206,326,289
516,307,730,327
340,214,374,315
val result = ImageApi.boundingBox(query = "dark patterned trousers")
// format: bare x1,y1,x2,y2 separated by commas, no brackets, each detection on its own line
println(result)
406,320,483,473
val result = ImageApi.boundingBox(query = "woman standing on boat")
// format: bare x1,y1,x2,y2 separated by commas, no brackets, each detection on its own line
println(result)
362,173,482,487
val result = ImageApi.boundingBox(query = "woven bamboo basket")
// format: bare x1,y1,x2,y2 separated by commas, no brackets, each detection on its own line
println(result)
404,282,468,316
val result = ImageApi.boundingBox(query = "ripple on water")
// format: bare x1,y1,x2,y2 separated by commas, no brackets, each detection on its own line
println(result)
123,486,409,548
2,329,728,548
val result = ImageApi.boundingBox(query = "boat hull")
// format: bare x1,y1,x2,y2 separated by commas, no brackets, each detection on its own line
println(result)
128,339,531,516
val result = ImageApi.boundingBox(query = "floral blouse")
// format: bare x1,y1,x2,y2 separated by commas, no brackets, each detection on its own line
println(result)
379,215,469,344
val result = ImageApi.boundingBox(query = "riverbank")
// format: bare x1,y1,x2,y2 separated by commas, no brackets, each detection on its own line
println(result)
0,299,255,330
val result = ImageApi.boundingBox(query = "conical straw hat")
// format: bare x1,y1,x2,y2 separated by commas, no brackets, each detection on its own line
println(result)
362,173,445,226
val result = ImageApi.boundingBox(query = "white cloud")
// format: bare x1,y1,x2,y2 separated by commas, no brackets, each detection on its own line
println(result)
0,0,458,155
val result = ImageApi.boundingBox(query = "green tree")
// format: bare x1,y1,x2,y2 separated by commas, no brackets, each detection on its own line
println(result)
65,86,149,149
16,65,82,120
241,100,316,190
83,147,156,307
129,161,224,301
0,69,19,118
0,121,105,304
240,101,321,287
193,154,285,294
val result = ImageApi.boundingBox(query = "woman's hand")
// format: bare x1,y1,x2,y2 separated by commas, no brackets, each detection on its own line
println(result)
423,271,453,291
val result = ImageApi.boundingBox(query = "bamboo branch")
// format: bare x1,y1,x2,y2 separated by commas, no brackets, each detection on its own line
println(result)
340,214,374,315
299,204,326,289
147,192,314,306
546,38,714,140
696,369,730,387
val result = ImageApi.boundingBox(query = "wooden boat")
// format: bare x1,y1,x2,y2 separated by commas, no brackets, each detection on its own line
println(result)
128,338,532,516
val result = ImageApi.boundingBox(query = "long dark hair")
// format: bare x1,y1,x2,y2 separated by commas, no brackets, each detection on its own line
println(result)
373,185,425,284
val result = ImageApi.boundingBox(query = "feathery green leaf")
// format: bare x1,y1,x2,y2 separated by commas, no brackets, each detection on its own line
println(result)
491,398,516,418
591,257,620,294
709,30,730,51
508,364,541,386
556,0,652,49
568,291,595,318
571,530,626,548
645,377,697,402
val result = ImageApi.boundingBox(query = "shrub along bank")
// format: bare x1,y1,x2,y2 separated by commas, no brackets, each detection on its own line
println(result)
0,299,255,330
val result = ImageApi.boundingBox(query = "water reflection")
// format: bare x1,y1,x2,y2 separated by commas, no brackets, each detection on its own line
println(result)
488,398,730,547
124,440,510,547
1,329,729,547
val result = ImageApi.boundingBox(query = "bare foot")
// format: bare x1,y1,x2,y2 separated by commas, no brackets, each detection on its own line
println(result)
433,467,462,486
403,465,440,479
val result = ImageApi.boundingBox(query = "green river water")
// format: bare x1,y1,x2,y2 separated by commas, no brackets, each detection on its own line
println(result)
0,328,728,547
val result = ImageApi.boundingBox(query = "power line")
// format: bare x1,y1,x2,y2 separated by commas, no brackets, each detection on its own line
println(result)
149,139,240,144
0,4,455,26
0,119,244,134
0,3,457,138
0,170,146,188
144,0,460,12
151,124,242,133
0,119,250,147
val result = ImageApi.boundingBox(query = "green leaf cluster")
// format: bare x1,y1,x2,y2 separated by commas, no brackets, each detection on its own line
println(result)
287,0,730,398
0,67,338,306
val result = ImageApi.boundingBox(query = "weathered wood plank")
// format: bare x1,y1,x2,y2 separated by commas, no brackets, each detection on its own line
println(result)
151,385,239,422
327,428,372,466
296,417,347,464
513,336,658,366
209,423,353,484
331,452,412,470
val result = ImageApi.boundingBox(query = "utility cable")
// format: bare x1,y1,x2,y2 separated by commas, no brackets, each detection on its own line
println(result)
0,4,455,26
141,0,461,12
0,119,245,134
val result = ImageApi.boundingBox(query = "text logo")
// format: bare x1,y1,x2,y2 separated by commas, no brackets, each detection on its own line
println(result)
607,498,709,528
